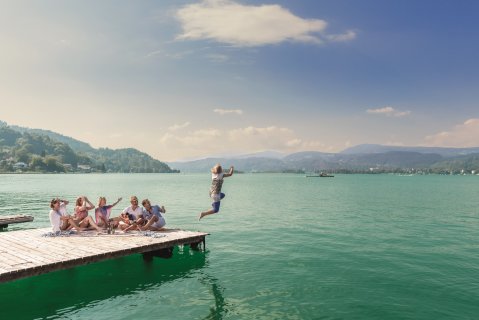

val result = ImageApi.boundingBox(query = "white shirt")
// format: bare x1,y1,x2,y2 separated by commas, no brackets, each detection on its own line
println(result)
49,203,68,232
122,206,143,220
210,172,225,196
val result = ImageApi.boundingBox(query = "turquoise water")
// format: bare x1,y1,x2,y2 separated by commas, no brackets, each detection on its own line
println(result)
0,173,478,319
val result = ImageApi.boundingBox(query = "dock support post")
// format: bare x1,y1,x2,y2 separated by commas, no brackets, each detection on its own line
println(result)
142,247,174,261
190,236,206,251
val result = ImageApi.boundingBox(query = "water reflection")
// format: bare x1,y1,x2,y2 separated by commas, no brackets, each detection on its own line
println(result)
0,246,216,319
200,274,228,320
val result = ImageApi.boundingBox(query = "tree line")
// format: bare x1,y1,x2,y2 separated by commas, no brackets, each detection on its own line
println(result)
0,126,177,173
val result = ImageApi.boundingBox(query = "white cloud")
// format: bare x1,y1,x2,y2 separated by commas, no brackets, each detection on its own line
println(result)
161,128,221,144
168,121,191,131
425,118,479,147
158,125,325,160
286,138,302,147
326,30,357,42
175,0,355,47
230,125,327,150
213,108,243,115
366,106,411,117
145,50,163,57
205,53,229,62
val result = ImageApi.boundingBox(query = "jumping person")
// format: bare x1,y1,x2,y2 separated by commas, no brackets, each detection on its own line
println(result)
199,164,234,220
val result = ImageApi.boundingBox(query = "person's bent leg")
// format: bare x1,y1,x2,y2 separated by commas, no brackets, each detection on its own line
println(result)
84,216,103,232
123,221,140,232
199,201,220,220
60,220,70,231
140,216,158,231
150,218,166,231
68,218,83,231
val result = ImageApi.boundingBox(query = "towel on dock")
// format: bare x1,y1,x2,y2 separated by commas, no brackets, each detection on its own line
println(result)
40,230,166,238
41,230,76,237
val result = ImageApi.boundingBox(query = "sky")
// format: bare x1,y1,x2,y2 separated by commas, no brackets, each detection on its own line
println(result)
0,0,478,161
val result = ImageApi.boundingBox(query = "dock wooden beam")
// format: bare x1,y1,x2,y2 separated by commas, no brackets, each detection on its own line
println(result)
0,215,34,229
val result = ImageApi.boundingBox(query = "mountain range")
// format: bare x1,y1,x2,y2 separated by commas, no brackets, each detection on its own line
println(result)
2,120,478,174
169,146,479,174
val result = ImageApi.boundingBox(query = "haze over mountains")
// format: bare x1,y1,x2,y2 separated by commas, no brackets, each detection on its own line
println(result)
168,145,479,173
2,120,479,174
340,144,479,157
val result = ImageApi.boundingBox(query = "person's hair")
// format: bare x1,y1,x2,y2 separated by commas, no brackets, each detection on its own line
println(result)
50,198,59,209
98,197,106,207
211,164,222,174
142,199,150,206
75,197,83,206
130,196,138,202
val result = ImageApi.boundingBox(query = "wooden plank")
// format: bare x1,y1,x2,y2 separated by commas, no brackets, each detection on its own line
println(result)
0,228,208,283
0,233,84,262
0,215,34,226
0,234,56,266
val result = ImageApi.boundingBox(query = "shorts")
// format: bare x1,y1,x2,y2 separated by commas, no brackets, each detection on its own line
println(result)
211,193,225,213
151,217,166,229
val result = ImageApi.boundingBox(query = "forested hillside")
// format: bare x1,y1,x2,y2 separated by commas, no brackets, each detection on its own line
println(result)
0,122,176,173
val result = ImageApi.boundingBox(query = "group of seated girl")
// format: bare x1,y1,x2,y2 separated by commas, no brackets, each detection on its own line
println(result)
49,195,166,233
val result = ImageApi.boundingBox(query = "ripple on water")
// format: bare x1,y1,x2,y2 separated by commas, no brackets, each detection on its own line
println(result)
1,174,479,319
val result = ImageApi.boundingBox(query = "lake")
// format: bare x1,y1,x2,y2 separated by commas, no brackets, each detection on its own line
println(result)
0,173,478,319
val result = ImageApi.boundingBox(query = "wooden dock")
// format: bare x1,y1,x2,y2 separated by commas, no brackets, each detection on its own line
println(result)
0,228,208,283
0,215,34,228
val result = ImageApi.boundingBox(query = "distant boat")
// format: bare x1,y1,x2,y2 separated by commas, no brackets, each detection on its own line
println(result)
319,172,334,177
306,172,334,178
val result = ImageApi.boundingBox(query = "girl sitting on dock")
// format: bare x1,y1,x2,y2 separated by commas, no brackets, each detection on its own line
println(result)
49,198,81,232
199,164,234,220
95,196,122,229
140,199,167,231
74,196,102,232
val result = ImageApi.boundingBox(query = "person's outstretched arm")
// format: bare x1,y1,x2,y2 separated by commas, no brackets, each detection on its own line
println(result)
111,197,122,208
85,197,95,210
224,166,234,177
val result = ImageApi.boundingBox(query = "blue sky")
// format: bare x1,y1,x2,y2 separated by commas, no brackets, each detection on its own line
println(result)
1,0,478,161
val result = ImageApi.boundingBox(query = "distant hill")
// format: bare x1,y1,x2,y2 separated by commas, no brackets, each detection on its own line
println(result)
341,144,479,157
9,125,95,153
0,121,176,173
169,148,479,174
235,150,286,159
